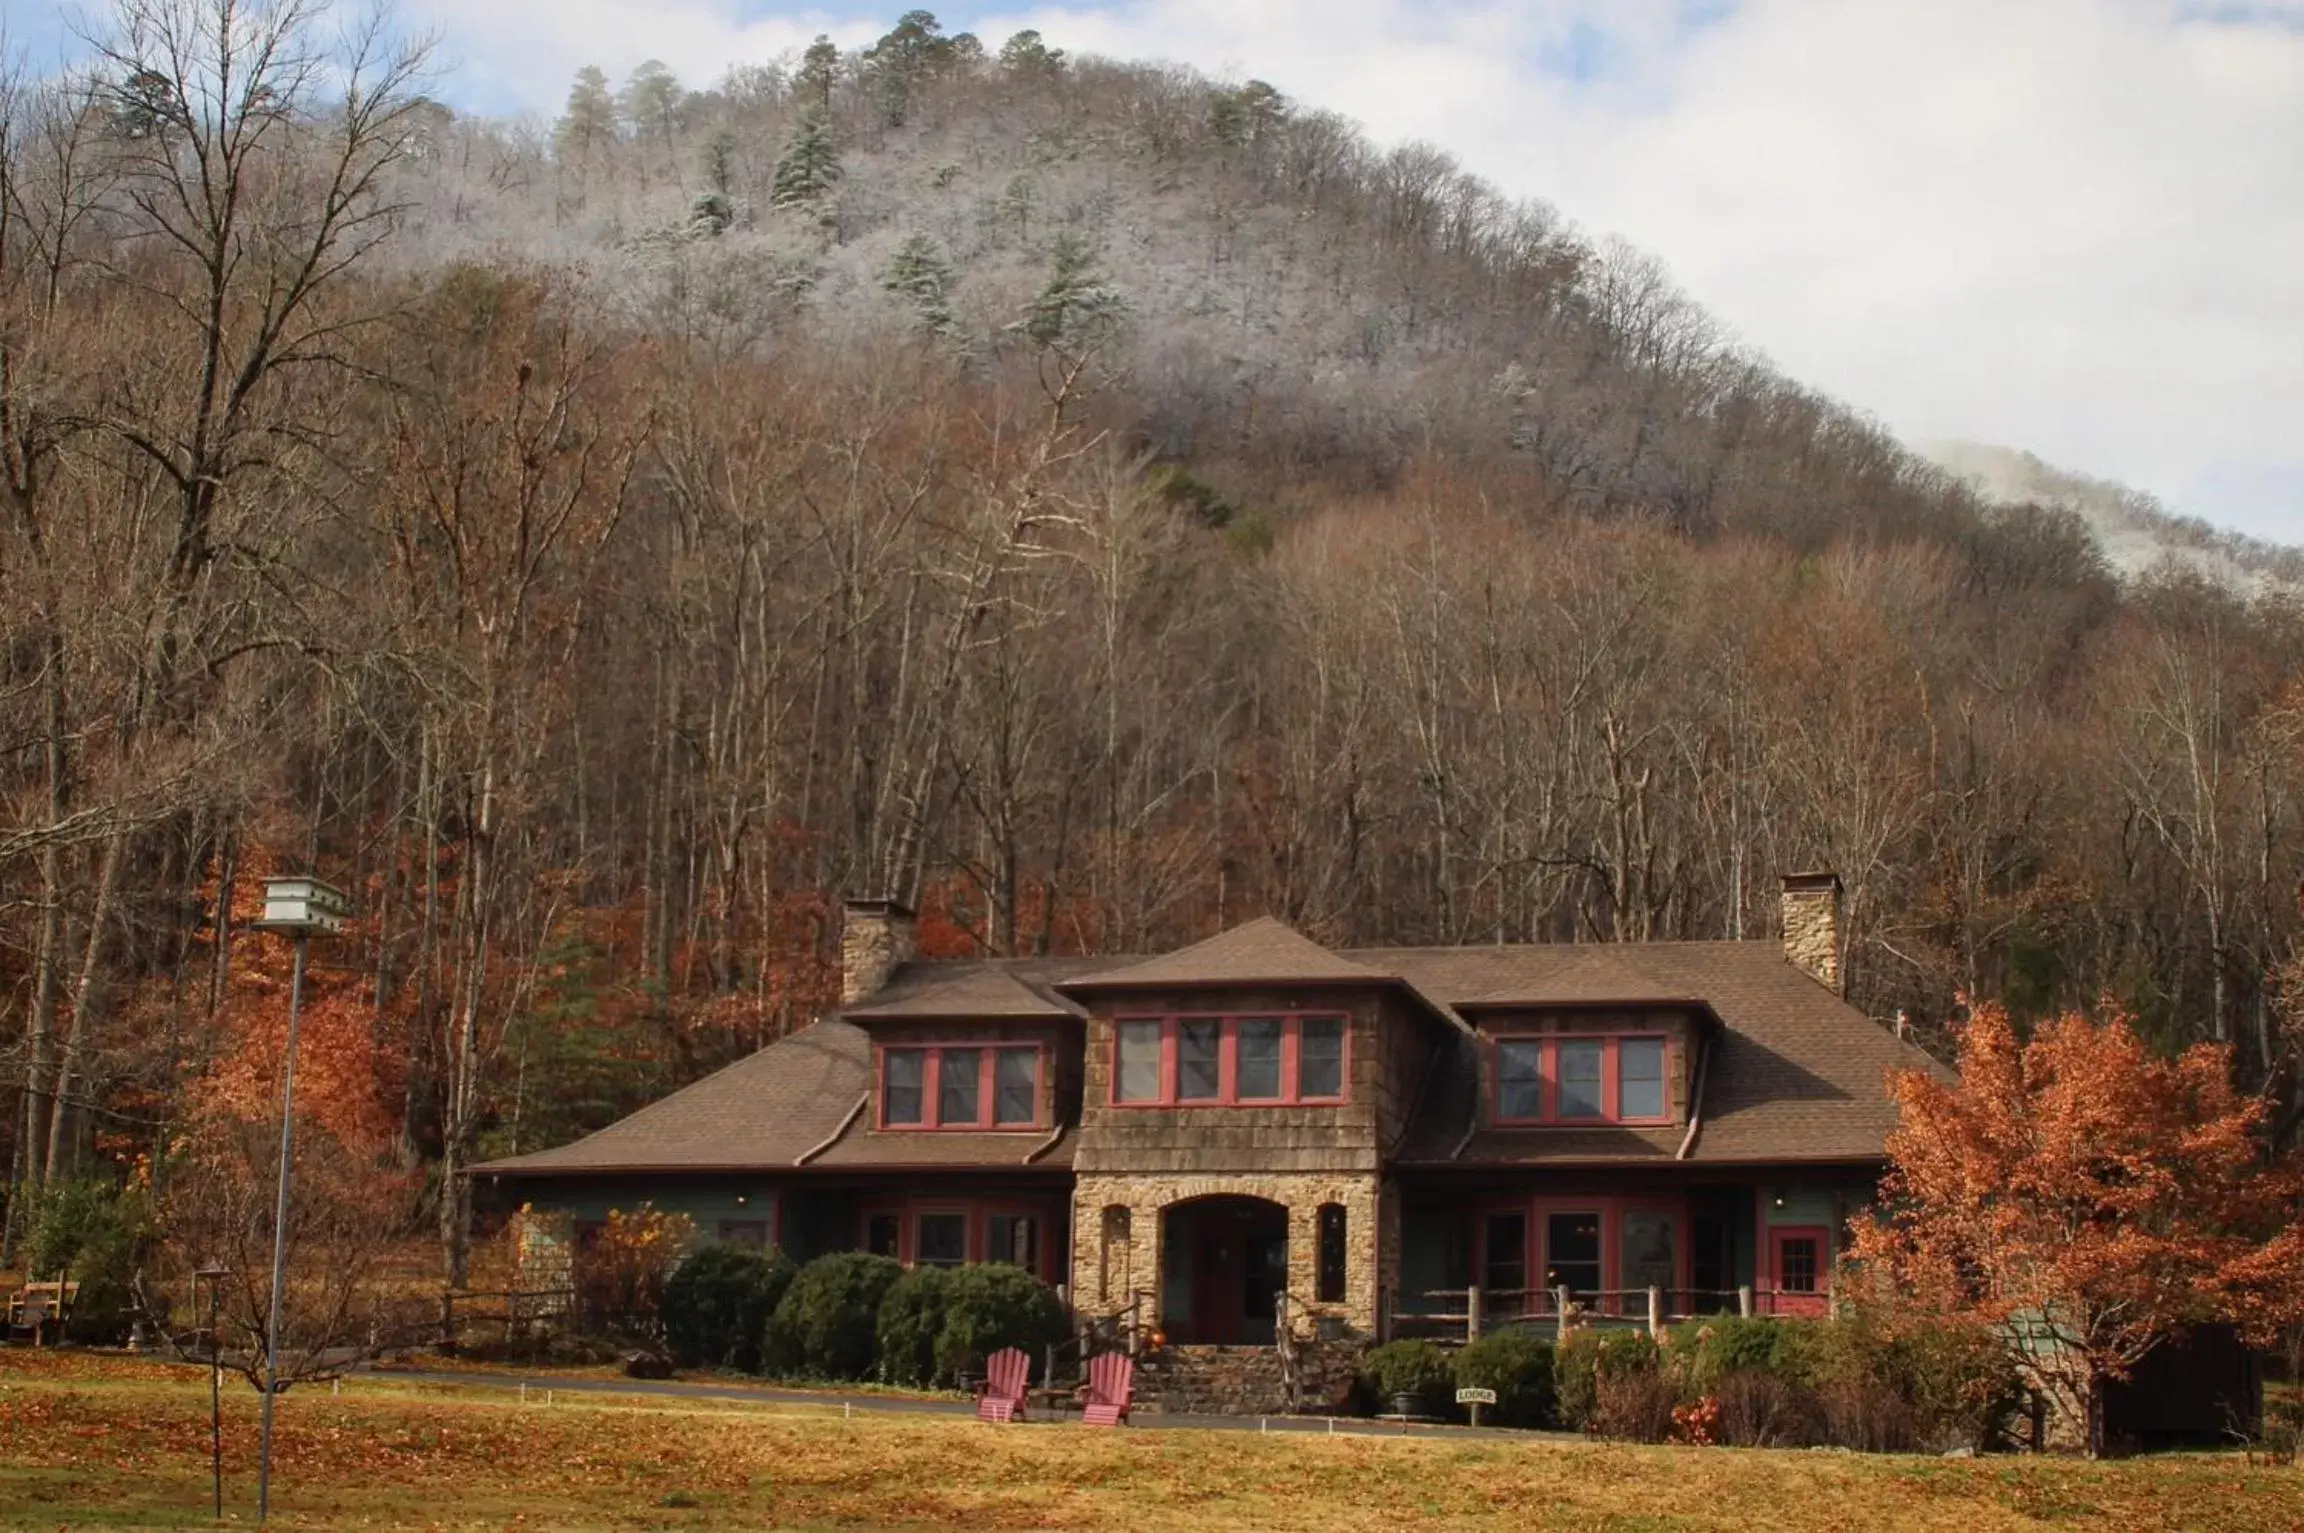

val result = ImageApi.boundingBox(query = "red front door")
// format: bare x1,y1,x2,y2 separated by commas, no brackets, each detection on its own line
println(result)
1769,1227,1830,1317
1190,1211,1245,1344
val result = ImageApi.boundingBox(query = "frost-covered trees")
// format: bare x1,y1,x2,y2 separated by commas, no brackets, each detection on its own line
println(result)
618,60,684,145
772,110,841,208
1209,80,1287,147
881,234,958,337
1025,233,1125,347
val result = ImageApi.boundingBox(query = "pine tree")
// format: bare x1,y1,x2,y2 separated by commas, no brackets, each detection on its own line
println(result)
617,60,684,144
863,10,954,128
554,66,618,162
998,30,1064,78
880,234,957,337
798,35,839,116
1025,232,1125,348
771,110,842,209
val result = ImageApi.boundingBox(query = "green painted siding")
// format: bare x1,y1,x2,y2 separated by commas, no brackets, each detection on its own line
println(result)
513,1176,782,1249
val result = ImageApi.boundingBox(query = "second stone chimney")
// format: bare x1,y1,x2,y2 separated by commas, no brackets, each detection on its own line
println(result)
841,897,917,1004
1780,872,1844,994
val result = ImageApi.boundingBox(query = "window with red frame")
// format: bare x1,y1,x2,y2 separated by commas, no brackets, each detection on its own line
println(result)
1110,1014,1348,1105
880,1044,1041,1128
1492,1035,1672,1124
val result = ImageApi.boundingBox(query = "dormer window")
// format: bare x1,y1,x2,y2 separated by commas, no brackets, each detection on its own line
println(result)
1493,1034,1673,1125
879,1043,1042,1129
1110,1013,1350,1106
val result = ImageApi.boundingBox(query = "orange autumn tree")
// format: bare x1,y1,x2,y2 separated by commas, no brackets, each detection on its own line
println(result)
1851,1001,2302,1456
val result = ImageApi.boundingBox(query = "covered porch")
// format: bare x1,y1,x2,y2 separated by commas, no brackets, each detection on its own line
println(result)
1387,1171,1869,1338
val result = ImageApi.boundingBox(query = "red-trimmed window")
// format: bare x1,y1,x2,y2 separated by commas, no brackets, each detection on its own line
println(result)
1109,1014,1350,1106
879,1044,1042,1129
1492,1035,1672,1124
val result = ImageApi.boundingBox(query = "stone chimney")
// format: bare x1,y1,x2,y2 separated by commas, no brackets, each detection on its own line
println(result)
1780,872,1843,993
841,897,917,1004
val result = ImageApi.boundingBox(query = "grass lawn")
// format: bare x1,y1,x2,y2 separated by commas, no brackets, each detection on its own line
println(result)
3,1350,2298,1531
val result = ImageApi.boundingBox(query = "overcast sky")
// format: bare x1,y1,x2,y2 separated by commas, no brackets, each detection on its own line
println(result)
8,0,2302,542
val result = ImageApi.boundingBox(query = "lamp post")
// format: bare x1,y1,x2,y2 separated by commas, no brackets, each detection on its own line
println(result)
248,876,348,1524
194,1264,229,1520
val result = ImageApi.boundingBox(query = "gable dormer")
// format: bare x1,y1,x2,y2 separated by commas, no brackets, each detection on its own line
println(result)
1456,999,1716,1134
1057,917,1464,1174
842,966,1085,1134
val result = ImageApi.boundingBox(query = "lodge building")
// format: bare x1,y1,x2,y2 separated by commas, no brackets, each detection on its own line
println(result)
482,874,1933,1402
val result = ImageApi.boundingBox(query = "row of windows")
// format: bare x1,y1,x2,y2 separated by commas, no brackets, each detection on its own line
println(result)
864,1205,1045,1276
1495,1035,1669,1124
882,1045,1040,1129
1113,1014,1347,1105
873,1027,1667,1127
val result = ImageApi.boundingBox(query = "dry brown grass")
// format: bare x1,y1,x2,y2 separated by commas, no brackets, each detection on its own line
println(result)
3,1349,2297,1530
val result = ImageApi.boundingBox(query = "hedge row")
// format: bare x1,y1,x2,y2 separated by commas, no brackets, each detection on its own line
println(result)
658,1245,1067,1386
1358,1309,2019,1451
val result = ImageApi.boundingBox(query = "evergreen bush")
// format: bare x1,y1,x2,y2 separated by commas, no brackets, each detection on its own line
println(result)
660,1242,794,1372
1453,1328,1556,1428
930,1263,1067,1384
874,1265,952,1385
1359,1339,1455,1414
769,1251,903,1379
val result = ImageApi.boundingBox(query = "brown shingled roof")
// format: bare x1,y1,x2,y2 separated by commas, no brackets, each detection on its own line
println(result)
842,966,1084,1022
483,923,1940,1181
1373,941,1943,1166
1061,916,1386,988
473,1020,872,1176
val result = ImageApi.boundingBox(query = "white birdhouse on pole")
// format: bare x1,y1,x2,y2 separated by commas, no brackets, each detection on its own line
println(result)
251,876,350,936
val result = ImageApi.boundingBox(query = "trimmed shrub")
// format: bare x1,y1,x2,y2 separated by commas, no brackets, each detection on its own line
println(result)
875,1266,953,1385
1454,1328,1556,1428
1554,1327,1659,1432
660,1243,795,1372
770,1252,904,1379
1668,1316,1817,1400
1359,1339,1455,1414
931,1263,1067,1384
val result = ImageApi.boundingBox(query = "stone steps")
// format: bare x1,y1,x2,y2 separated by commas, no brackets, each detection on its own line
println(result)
1139,1340,1364,1416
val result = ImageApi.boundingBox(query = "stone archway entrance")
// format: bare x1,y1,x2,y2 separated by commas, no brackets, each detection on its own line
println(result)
1161,1195,1288,1345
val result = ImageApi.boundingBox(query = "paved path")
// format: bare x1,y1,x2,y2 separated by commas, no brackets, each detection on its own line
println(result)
372,1365,1538,1441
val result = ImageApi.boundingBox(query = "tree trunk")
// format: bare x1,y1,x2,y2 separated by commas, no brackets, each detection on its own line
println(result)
44,827,125,1184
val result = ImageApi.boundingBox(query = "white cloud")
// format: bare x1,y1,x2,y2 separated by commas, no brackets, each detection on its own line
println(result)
406,0,2304,540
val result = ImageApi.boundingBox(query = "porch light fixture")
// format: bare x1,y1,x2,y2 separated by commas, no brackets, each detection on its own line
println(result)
247,875,351,1523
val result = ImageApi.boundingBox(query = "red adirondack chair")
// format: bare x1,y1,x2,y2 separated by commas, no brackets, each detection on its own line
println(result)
1080,1350,1134,1428
974,1347,1032,1423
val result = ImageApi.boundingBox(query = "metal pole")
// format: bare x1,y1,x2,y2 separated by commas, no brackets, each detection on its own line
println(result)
257,933,309,1523
209,1275,223,1520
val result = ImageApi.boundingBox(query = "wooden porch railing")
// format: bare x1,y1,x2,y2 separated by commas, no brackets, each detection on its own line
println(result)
1388,1284,1830,1344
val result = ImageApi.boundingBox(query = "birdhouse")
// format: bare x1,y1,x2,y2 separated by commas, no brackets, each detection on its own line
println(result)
252,876,350,936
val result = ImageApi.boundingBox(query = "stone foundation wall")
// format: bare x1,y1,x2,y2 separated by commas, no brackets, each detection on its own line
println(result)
1070,1171,1385,1335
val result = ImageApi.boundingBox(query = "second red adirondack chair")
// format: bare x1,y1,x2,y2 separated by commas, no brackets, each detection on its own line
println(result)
974,1347,1032,1423
1080,1350,1134,1427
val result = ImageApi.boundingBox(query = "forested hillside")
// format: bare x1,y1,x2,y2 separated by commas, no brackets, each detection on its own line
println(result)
4,1,2301,1274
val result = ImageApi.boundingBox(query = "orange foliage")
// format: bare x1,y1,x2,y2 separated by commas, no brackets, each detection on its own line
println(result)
187,853,398,1158
1851,1000,2304,1452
